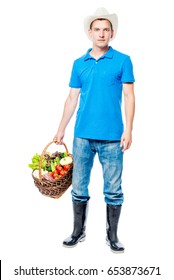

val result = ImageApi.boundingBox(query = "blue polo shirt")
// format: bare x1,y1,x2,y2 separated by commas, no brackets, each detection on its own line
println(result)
69,46,135,140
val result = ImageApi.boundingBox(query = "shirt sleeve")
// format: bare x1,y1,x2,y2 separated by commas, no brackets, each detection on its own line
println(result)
121,56,135,83
69,61,82,88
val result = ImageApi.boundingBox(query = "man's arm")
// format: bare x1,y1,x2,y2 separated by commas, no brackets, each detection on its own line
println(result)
54,88,80,143
120,82,135,152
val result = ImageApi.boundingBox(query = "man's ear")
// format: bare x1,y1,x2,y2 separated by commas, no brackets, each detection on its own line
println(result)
88,29,92,37
88,29,93,41
110,30,114,41
111,30,114,39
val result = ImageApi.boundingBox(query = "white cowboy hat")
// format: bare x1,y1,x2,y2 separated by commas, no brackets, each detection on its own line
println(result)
84,7,118,40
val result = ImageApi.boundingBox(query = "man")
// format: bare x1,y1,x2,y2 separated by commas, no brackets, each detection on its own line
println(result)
54,7,135,253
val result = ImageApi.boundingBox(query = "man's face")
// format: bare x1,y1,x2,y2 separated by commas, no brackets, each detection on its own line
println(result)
88,19,113,48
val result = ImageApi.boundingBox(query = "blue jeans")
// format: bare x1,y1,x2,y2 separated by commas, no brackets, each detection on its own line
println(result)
71,138,124,205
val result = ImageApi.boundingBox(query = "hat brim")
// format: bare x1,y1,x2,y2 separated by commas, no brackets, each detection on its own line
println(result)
84,13,118,41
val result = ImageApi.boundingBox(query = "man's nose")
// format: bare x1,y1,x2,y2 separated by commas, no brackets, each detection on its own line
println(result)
99,30,104,37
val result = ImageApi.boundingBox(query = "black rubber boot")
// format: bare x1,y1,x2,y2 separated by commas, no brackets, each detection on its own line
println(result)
63,201,88,247
106,204,125,253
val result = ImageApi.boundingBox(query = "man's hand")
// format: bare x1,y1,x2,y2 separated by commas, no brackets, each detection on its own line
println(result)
121,83,135,152
53,130,65,144
120,130,132,152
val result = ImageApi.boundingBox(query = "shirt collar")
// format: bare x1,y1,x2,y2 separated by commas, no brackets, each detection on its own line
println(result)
84,46,114,61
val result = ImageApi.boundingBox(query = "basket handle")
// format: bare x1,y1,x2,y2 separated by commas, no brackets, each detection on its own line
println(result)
39,141,69,182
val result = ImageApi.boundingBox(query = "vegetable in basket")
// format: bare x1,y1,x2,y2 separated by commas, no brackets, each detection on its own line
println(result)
28,153,47,171
28,151,73,181
60,156,73,166
33,169,48,179
30,141,73,198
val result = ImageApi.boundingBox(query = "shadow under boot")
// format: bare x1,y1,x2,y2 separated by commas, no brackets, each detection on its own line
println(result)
63,201,88,247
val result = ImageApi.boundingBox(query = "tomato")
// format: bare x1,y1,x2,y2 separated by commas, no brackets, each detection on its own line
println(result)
59,170,67,176
49,172,54,178
53,170,58,177
64,164,71,171
53,172,60,179
54,174,62,179
56,164,63,173
55,164,61,169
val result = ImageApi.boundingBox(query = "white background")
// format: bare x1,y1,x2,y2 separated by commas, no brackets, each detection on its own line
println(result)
0,0,174,279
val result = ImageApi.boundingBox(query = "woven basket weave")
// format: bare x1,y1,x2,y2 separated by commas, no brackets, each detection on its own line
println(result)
32,141,73,199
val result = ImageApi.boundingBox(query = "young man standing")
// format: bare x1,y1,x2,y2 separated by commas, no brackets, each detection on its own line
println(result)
54,7,135,253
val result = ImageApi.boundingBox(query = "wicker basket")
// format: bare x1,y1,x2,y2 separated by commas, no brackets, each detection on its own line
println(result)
32,141,73,199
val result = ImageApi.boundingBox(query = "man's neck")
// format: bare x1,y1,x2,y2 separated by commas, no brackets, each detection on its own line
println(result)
90,46,109,59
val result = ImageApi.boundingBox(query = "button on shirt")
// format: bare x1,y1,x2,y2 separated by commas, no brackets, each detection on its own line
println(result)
69,47,135,140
